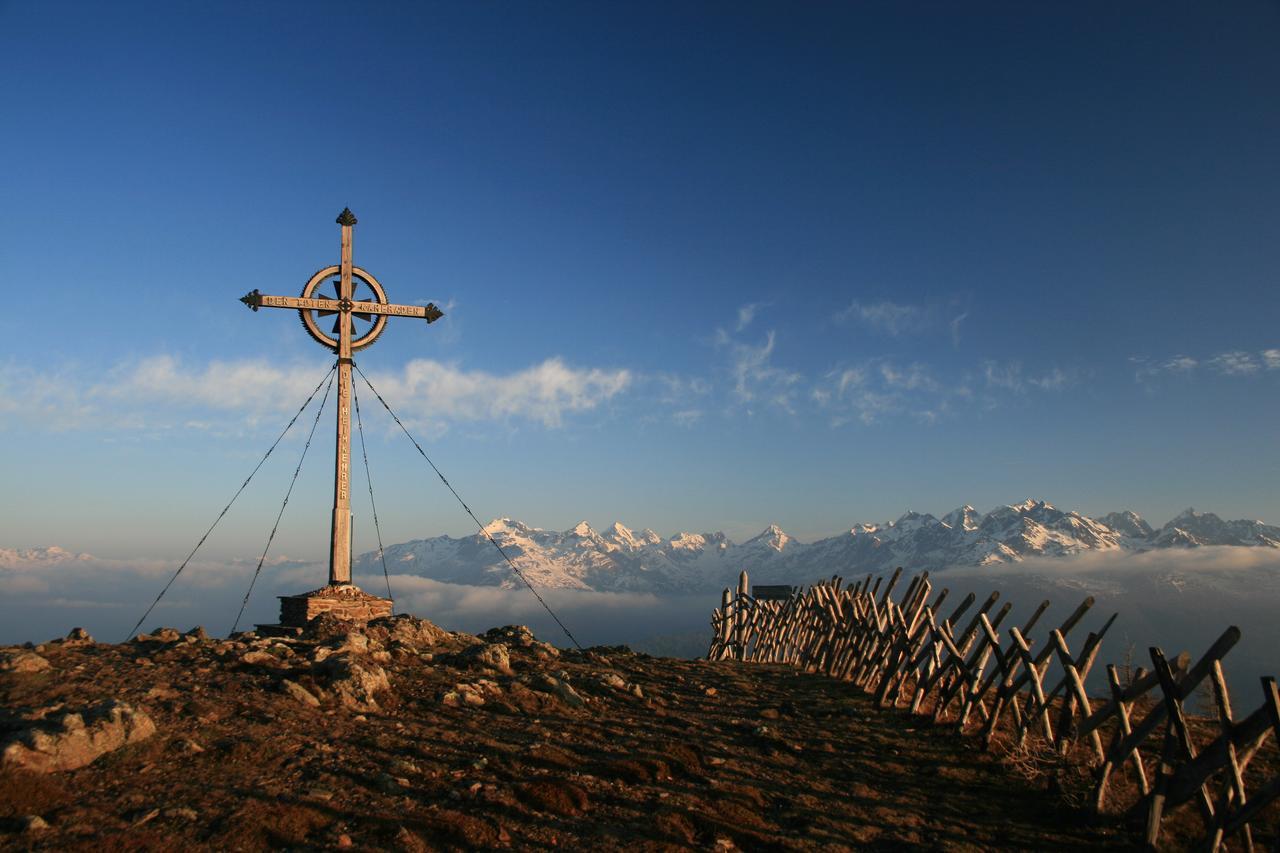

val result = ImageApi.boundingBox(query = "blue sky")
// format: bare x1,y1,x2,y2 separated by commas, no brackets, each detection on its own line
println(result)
3,1,1279,564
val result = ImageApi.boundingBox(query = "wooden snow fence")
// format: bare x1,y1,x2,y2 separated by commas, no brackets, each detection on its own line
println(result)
707,569,1280,850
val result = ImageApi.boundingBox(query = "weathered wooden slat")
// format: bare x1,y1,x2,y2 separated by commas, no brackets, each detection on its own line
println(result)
1094,662,1148,813
1144,646,1217,847
1215,678,1280,840
1048,627,1105,760
1009,625,1054,743
1079,656,1186,738
1164,689,1273,810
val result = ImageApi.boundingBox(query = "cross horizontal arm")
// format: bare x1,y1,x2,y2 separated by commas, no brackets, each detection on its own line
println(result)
240,290,444,323
351,300,445,321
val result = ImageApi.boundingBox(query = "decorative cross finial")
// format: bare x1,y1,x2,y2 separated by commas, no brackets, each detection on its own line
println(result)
336,207,358,226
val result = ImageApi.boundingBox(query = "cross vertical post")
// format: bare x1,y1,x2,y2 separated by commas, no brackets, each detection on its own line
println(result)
238,207,444,628
331,209,356,585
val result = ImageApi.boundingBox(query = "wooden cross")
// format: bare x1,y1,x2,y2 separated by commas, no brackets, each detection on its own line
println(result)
240,208,443,587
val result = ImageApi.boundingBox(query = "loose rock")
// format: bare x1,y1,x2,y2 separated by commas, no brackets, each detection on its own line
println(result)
368,613,448,651
2,700,157,773
281,678,321,707
21,815,50,832
318,653,391,710
531,674,586,708
240,650,278,666
461,642,512,675
63,627,95,646
483,625,560,658
0,650,52,674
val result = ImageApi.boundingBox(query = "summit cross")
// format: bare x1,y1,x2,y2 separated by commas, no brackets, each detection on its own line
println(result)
240,208,442,610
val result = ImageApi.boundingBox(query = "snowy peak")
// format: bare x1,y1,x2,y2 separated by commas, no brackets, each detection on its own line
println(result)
482,517,532,537
1155,509,1280,548
743,524,795,553
942,505,980,532
1099,510,1155,541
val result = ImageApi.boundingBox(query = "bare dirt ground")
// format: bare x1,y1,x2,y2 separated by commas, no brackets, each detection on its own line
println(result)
0,615,1257,851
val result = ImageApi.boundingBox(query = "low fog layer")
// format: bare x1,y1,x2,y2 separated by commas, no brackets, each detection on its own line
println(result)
2,545,1277,701
0,550,711,655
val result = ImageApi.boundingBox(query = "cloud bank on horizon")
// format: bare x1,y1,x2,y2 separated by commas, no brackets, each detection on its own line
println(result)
2,541,1277,687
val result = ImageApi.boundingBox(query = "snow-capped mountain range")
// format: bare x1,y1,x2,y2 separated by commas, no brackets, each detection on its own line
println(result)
0,546,94,570
354,501,1280,594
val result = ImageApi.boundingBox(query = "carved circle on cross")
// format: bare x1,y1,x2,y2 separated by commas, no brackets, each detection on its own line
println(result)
297,265,390,351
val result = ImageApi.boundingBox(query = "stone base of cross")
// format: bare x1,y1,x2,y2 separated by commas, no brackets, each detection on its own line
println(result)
241,209,443,632
278,584,393,628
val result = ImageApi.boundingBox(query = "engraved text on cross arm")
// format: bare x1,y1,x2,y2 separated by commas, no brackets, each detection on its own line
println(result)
352,302,425,317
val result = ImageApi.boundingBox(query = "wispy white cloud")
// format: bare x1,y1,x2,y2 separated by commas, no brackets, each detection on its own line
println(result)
652,373,711,427
880,362,938,392
983,360,1024,391
1,355,632,434
816,360,954,425
1028,367,1073,391
1209,351,1261,376
1131,355,1194,386
1133,349,1278,385
714,328,802,412
363,358,631,429
949,312,969,347
835,367,866,396
734,302,766,332
835,300,926,336
0,362,99,431
811,354,1072,428
655,374,711,404
983,361,1075,393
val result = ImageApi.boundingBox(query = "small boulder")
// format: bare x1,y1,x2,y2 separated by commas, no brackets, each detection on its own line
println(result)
2,700,156,773
168,738,205,755
64,627,94,646
483,625,559,658
461,642,512,675
240,650,278,666
318,653,390,710
530,674,585,708
0,651,52,674
442,679,502,708
281,679,321,708
367,614,448,650
21,815,49,833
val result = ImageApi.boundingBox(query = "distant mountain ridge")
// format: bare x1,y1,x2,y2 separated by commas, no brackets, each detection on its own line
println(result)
355,502,1280,594
0,546,94,570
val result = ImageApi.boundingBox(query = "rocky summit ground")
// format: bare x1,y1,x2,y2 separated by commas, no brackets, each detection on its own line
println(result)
0,616,1170,850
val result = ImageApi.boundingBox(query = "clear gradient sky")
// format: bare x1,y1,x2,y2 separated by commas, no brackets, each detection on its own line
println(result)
2,2,1278,564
